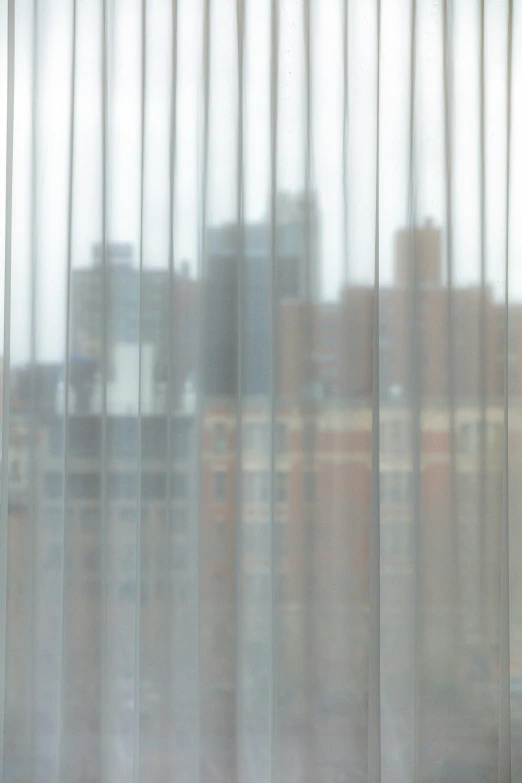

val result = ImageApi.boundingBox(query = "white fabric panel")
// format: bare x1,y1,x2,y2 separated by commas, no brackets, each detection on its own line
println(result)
1,1,521,782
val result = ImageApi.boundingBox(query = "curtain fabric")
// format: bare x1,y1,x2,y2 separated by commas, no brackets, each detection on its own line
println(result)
1,0,521,781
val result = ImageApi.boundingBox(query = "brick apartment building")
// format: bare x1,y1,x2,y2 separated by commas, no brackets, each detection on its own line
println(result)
5,216,522,782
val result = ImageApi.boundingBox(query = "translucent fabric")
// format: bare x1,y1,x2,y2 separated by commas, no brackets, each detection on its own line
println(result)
0,1,521,782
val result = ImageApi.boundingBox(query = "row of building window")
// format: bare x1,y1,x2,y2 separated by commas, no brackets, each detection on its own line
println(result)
213,421,317,455
213,470,316,505
43,419,504,472
44,467,341,506
48,420,192,460
45,471,188,501
380,420,504,454
44,468,498,508
215,419,502,456
382,471,500,508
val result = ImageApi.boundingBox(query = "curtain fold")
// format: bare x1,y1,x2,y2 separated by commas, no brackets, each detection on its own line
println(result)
0,1,15,779
1,0,521,781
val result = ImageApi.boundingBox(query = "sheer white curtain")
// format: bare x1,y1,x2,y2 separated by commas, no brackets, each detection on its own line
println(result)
1,0,521,781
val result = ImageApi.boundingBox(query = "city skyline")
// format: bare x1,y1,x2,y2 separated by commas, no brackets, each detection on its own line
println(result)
4,210,519,378
2,0,521,366
2,2,522,781
2,215,521,782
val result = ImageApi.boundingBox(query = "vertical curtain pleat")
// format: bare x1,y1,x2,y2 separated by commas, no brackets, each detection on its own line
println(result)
407,0,420,777
234,0,245,778
198,2,210,782
100,1,109,778
499,3,514,781
441,0,459,667
268,3,279,781
132,2,146,781
0,0,15,778
478,0,488,719
368,2,381,781
27,1,39,779
342,0,349,285
165,3,177,782
56,0,76,779
302,3,316,782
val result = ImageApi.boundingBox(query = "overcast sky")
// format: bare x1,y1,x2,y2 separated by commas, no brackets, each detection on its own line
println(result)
0,0,521,363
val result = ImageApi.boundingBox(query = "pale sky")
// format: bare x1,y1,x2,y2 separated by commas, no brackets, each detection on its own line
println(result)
0,0,521,363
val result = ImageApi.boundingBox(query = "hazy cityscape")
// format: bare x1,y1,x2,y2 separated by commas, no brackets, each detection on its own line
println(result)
3,197,522,783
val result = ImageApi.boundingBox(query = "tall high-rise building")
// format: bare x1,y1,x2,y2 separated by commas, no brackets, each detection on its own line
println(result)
336,221,509,401
203,193,321,396
70,244,198,410
395,218,442,287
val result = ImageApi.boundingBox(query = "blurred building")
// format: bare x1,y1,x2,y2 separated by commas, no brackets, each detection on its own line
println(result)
6,386,511,783
335,220,510,402
395,218,442,286
200,395,508,782
203,193,320,396
7,214,522,783
71,243,198,408
33,408,196,783
11,362,62,415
